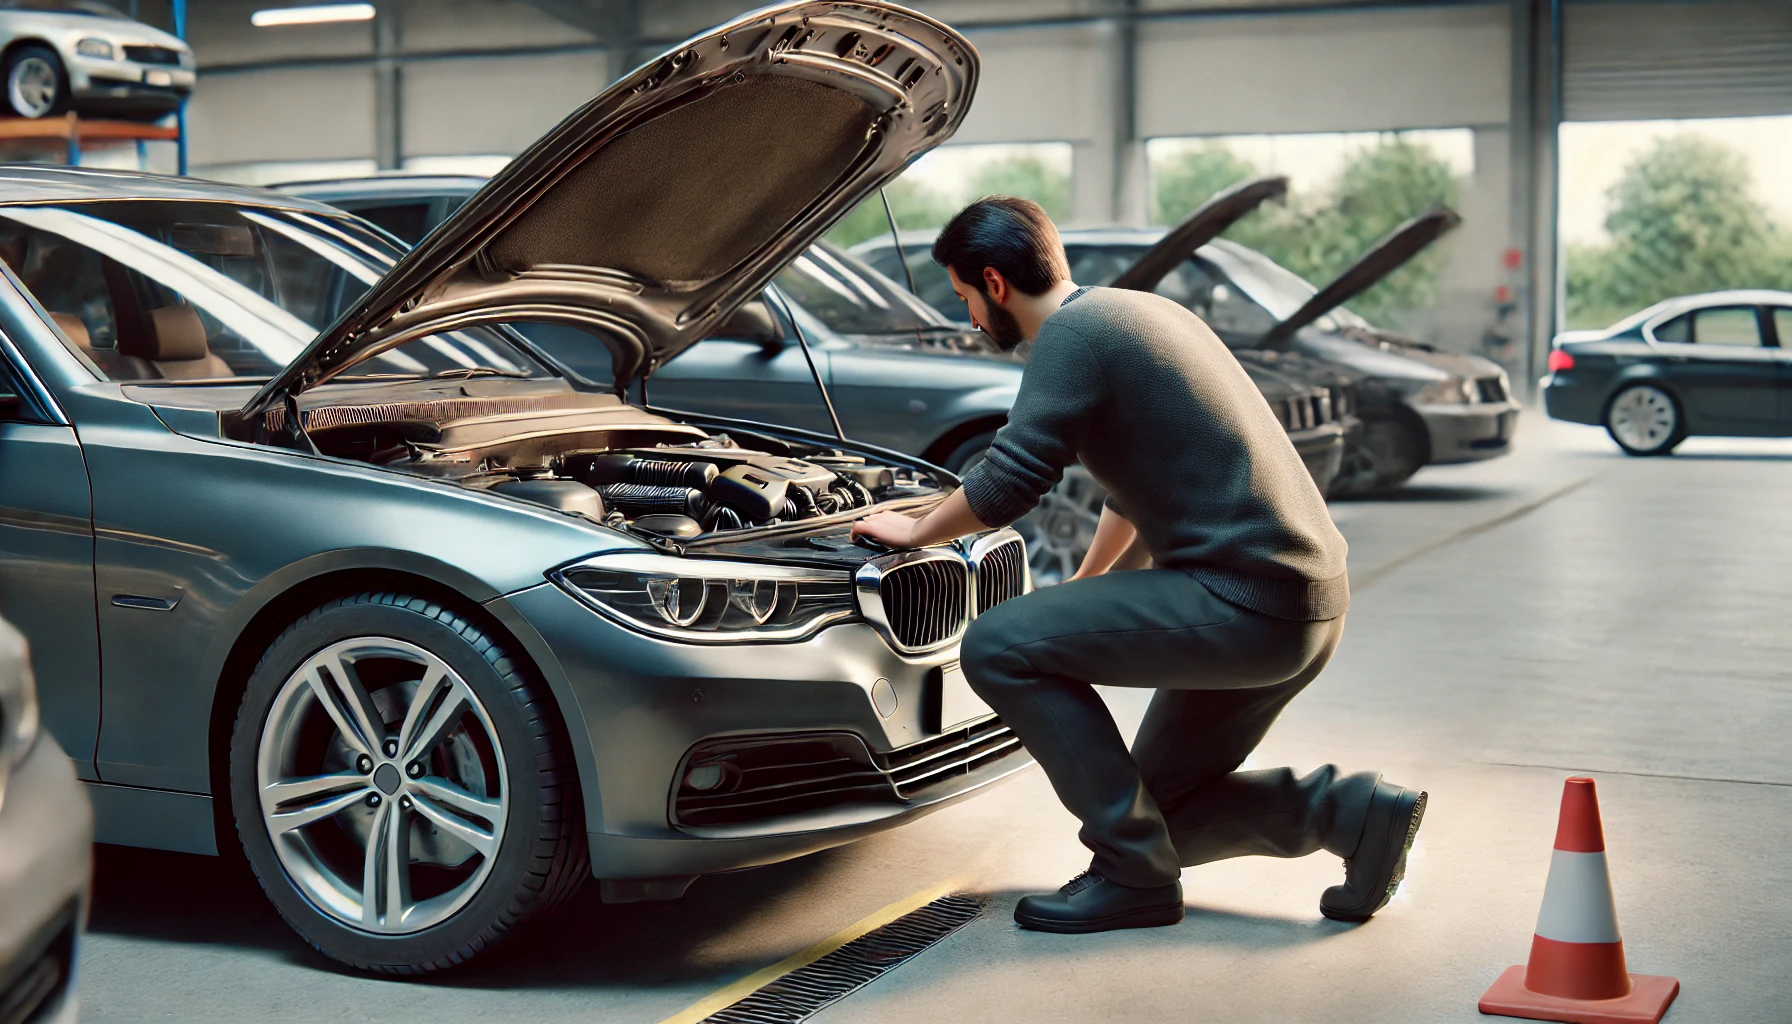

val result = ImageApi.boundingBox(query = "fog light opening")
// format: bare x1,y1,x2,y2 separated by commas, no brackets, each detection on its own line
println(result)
683,761,737,793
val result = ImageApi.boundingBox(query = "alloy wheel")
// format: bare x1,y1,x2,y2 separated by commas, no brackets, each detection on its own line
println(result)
1607,385,1677,454
255,637,508,935
8,57,58,118
1012,466,1104,586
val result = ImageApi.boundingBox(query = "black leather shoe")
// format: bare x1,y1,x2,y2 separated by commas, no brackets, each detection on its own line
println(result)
1320,781,1427,922
1014,871,1184,933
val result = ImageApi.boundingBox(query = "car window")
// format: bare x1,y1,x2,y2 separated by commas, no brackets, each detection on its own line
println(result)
0,348,43,422
1691,307,1762,347
0,201,547,383
1771,308,1792,347
855,244,960,317
1651,313,1689,344
770,241,945,335
341,201,433,245
1190,256,1278,337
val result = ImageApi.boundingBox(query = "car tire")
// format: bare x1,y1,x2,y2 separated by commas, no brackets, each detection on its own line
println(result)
1329,413,1427,498
228,591,588,974
1604,383,1684,457
5,45,66,119
941,429,998,474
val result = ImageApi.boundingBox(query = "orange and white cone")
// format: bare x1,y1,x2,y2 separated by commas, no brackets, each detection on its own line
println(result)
1479,777,1679,1024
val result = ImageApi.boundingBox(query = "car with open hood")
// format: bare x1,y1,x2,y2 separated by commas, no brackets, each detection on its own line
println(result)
856,199,1520,495
275,175,1350,584
0,2,1041,974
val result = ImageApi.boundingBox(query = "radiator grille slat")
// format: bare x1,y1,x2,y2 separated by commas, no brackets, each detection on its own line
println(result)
878,557,967,649
974,538,1026,615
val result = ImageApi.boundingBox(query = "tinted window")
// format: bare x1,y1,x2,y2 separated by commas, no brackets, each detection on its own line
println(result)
343,201,434,245
857,244,960,318
770,242,945,335
1775,308,1792,346
0,202,547,382
1652,313,1688,344
1692,307,1762,347
0,350,39,422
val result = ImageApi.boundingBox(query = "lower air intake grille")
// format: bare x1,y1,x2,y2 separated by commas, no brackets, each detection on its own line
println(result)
974,538,1026,614
878,558,967,650
673,718,1022,827
1477,376,1509,403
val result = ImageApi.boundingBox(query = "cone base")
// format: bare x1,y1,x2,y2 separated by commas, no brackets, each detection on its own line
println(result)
1479,965,1680,1024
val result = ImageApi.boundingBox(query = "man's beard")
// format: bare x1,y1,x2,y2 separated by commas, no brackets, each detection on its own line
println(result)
978,295,1026,351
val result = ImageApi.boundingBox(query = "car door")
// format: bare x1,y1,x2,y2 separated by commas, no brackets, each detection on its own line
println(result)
0,329,99,777
1769,306,1792,431
1647,306,1779,432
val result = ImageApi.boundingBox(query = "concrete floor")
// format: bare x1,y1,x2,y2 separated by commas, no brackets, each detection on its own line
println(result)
76,415,1792,1023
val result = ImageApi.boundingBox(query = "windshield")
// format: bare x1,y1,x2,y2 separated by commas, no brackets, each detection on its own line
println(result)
1202,241,1371,332
771,241,948,335
0,200,546,383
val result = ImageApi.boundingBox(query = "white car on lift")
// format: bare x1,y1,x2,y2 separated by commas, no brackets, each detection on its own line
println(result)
0,615,90,1023
0,0,194,120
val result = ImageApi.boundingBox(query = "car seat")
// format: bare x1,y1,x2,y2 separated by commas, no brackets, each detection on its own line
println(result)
118,306,233,380
49,312,156,380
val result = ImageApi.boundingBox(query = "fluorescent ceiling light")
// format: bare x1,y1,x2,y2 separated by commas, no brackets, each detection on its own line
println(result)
251,3,375,27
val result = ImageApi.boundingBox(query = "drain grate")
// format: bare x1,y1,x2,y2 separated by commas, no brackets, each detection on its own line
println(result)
700,892,988,1023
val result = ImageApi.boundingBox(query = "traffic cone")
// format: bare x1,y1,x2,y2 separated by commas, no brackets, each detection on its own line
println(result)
1479,777,1679,1024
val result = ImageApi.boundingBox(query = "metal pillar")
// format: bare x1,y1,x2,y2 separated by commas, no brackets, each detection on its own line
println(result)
1521,0,1562,390
173,0,187,175
374,0,403,171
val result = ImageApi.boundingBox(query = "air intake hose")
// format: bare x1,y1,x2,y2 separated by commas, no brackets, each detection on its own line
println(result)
566,453,718,490
597,484,707,519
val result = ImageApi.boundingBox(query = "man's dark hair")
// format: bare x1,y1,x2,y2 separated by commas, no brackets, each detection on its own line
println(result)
931,195,1070,297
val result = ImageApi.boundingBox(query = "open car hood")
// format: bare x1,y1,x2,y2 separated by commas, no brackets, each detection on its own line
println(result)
1259,206,1461,346
240,1,976,419
1109,176,1288,292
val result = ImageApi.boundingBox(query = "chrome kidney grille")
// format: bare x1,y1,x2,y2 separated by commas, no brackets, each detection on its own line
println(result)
973,535,1027,615
856,528,1029,654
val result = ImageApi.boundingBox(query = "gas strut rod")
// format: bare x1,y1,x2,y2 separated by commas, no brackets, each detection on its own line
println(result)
767,286,847,442
880,187,919,296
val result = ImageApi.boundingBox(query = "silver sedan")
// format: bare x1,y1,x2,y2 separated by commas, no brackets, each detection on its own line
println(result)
0,0,193,120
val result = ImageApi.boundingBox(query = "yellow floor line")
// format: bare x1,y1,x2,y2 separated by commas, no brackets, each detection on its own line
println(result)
654,878,966,1024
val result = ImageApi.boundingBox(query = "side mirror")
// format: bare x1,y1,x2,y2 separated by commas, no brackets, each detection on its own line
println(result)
717,300,784,353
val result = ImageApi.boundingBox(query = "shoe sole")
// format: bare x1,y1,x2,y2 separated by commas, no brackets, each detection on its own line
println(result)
1014,903,1185,934
1321,789,1426,923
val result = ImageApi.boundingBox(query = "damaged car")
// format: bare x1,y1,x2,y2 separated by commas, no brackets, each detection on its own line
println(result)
0,2,1035,974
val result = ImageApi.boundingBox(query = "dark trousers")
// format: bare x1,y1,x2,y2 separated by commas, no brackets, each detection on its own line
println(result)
959,567,1377,888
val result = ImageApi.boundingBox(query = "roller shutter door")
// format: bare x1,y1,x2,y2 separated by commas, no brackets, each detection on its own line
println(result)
1564,1,1792,121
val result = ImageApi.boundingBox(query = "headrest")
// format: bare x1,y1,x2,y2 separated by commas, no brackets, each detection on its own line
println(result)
49,312,90,350
143,306,209,362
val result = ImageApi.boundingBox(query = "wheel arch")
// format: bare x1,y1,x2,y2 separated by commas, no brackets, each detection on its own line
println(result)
1601,367,1688,425
921,414,1006,470
202,552,591,856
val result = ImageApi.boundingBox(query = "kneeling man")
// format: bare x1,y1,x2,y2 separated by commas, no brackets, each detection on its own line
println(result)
852,196,1425,933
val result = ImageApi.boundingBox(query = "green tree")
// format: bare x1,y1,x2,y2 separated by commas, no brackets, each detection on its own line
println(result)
967,155,1071,220
825,177,957,249
1151,144,1261,226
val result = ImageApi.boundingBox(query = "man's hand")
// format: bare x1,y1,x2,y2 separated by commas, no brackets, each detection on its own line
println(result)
851,510,921,548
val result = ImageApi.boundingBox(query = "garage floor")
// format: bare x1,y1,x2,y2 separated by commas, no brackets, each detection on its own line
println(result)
76,413,1792,1023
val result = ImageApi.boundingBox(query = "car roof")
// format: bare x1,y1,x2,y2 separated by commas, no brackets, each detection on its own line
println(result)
273,175,488,203
1649,289,1792,313
0,164,349,216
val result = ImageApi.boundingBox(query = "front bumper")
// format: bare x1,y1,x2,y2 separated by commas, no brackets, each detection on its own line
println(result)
69,57,194,115
1416,400,1521,464
493,581,1033,880
1288,422,1346,494
0,736,90,1024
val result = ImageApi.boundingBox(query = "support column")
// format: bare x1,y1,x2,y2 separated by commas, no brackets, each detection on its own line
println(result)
1512,0,1562,394
1111,0,1148,226
373,0,402,171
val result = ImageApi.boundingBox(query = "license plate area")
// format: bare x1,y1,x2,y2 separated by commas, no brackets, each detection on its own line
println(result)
931,661,992,733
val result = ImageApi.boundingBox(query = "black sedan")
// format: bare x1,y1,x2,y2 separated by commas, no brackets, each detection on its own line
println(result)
1543,290,1792,455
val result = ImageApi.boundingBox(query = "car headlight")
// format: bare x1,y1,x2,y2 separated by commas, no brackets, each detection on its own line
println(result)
553,552,858,643
75,37,115,59
1411,376,1474,404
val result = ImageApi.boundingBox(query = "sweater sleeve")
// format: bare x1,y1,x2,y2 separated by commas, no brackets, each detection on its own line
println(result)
959,325,1105,527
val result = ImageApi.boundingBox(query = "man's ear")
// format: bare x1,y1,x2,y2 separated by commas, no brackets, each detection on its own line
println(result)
982,266,1009,306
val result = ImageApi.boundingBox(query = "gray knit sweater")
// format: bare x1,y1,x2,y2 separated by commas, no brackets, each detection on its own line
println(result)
960,287,1349,621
